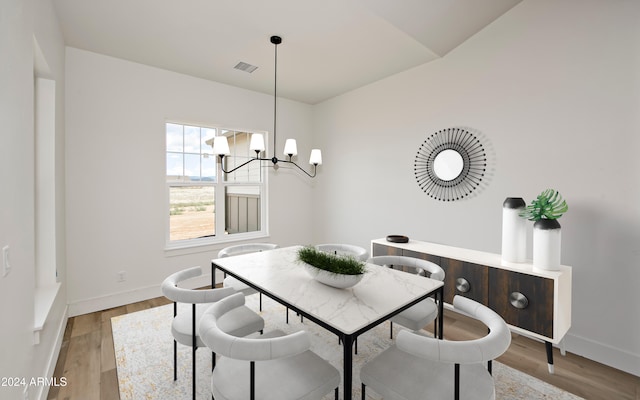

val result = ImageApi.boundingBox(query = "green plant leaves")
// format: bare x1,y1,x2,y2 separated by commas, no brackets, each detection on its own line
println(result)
297,246,366,275
519,189,568,221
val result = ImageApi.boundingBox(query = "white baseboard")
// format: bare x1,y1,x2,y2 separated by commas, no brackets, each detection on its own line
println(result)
67,271,221,317
564,332,640,377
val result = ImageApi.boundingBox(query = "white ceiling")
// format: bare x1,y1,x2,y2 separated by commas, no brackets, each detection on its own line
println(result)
53,0,521,104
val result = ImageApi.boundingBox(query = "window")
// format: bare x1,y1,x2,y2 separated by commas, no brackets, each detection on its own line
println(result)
166,123,267,247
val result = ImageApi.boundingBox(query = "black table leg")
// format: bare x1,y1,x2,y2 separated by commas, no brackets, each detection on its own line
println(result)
211,261,216,288
342,334,354,400
437,286,444,339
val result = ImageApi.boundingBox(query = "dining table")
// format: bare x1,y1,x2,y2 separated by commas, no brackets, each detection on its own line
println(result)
211,245,444,400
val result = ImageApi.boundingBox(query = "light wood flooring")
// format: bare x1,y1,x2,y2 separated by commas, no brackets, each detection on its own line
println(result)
47,293,639,400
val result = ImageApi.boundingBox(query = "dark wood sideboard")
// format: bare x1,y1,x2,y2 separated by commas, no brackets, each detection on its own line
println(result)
371,238,572,373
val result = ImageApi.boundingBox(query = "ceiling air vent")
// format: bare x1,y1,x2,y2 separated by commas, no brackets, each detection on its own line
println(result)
234,62,258,73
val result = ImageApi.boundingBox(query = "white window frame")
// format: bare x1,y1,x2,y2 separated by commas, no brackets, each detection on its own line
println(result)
164,122,269,251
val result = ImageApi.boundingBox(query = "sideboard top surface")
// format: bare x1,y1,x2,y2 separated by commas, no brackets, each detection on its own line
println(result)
372,238,572,278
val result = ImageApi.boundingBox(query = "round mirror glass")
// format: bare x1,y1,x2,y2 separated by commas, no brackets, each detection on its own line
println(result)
433,149,464,181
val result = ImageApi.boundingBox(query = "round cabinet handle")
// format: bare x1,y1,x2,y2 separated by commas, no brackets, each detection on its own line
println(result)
455,277,470,293
509,292,529,309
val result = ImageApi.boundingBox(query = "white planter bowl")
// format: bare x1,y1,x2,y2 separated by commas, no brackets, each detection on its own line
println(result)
303,264,364,289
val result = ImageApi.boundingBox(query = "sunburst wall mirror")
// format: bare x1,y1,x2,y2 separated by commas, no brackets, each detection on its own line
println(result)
414,127,488,201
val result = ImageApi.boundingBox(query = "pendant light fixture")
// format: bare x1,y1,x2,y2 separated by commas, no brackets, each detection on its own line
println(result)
210,35,322,177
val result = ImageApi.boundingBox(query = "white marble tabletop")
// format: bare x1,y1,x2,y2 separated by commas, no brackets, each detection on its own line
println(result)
212,245,443,335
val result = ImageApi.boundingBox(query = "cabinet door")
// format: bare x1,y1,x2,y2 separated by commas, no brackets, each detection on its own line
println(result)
437,258,489,305
489,268,554,338
372,243,402,257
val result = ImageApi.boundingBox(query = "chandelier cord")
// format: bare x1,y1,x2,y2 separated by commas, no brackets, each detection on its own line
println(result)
272,38,278,159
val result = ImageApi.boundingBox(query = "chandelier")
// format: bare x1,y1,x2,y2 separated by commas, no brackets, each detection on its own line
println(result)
210,35,322,178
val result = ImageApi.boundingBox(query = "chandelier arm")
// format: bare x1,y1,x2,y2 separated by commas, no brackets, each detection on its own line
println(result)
278,158,317,178
218,156,261,174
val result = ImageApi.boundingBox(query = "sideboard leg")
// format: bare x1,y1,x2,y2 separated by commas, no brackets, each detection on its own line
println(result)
545,341,554,374
559,337,567,356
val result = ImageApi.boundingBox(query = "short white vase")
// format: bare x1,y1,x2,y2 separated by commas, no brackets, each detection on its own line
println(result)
533,219,562,271
303,264,364,289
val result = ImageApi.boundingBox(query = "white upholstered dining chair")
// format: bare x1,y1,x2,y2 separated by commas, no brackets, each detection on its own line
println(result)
219,243,278,311
161,266,265,400
199,292,341,400
367,255,445,338
360,295,512,400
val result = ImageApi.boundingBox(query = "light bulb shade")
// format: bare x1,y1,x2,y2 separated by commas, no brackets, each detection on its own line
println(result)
283,139,298,156
212,136,230,156
309,149,322,165
249,133,265,152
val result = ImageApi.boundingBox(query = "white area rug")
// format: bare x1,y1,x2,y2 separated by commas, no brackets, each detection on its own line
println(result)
112,294,583,400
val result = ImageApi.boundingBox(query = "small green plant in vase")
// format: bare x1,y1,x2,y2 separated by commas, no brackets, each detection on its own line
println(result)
519,189,568,270
519,189,568,222
297,246,366,275
297,246,366,288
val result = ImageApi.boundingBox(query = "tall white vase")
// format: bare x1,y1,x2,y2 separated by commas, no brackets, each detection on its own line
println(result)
502,197,526,263
533,219,562,270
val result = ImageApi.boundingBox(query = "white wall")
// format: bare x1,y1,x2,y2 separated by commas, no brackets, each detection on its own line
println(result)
312,0,640,375
0,0,68,399
65,48,316,315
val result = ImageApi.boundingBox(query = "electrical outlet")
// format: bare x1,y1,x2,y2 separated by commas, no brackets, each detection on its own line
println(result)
2,245,10,277
117,271,126,282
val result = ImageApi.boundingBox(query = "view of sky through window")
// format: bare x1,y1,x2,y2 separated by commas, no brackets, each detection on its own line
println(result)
166,123,216,181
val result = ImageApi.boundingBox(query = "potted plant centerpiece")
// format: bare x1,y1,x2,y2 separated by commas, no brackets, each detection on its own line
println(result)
297,246,366,289
519,189,568,270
